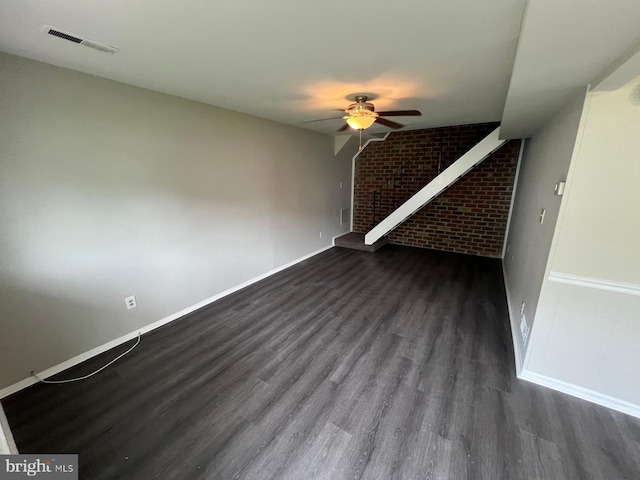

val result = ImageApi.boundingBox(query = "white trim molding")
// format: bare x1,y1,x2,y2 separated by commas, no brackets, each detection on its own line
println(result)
501,138,526,259
520,370,640,419
0,244,335,400
502,263,524,376
549,271,640,296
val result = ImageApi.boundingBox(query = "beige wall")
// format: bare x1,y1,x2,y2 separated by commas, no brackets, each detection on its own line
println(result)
551,80,640,283
0,52,354,390
524,77,640,411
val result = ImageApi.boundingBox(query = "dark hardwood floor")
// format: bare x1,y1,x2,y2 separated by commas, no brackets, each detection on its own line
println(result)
3,245,640,479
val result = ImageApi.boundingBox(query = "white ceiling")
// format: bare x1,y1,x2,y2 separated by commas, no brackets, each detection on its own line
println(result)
500,0,640,138
0,1,639,139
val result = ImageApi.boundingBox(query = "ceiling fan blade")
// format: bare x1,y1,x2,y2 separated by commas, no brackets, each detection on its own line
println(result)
302,116,344,124
375,117,404,129
337,123,350,132
377,110,422,117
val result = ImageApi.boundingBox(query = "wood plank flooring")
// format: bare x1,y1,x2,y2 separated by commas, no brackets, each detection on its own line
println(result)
3,245,640,479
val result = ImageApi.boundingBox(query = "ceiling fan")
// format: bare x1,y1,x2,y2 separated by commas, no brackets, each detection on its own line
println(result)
303,95,422,132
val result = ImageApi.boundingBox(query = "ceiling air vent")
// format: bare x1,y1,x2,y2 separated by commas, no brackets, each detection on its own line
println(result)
43,25,119,54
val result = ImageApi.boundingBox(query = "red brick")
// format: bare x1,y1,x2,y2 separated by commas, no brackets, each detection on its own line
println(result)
354,123,521,258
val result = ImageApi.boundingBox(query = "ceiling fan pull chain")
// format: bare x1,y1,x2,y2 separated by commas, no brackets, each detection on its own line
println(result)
359,129,363,151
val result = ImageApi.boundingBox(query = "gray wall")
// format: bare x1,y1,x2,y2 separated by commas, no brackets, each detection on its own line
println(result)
0,52,354,389
502,90,586,366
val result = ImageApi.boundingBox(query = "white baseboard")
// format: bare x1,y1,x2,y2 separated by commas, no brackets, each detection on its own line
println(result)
500,264,639,419
520,370,640,419
0,244,335,400
501,263,523,375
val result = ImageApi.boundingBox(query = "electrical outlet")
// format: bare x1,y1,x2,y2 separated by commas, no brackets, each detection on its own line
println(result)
520,314,529,344
125,295,136,310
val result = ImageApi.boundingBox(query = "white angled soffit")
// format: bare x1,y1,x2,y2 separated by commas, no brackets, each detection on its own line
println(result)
592,40,640,92
500,1,640,139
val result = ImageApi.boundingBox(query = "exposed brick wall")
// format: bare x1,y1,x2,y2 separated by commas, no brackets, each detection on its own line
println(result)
353,123,521,258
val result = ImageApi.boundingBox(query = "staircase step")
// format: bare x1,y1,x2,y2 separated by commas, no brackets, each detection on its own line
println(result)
334,232,388,252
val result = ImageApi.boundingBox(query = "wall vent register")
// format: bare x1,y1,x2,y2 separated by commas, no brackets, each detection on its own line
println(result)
43,25,119,54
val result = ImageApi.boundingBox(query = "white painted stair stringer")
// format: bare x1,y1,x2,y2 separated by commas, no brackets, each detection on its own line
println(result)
365,127,506,245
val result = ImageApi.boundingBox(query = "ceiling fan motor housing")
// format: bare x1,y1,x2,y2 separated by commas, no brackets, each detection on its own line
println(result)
346,95,376,115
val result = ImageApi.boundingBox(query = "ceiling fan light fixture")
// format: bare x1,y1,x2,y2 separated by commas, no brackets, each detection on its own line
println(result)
346,114,377,130
302,94,420,133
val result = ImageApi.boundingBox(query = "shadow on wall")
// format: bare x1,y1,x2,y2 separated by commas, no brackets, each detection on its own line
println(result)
0,278,124,387
0,139,345,390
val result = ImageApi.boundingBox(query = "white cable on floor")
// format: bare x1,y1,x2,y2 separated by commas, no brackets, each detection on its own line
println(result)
32,332,141,384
